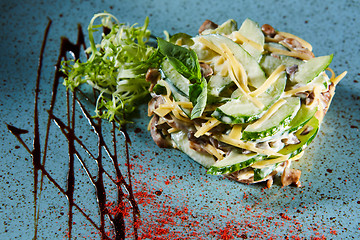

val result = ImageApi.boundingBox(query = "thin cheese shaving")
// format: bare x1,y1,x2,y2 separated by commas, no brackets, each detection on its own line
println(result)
307,85,322,109
194,118,221,138
198,37,223,55
264,37,279,43
233,31,264,52
220,62,229,76
220,43,250,93
284,84,316,96
172,105,192,122
167,127,179,134
332,71,347,85
326,67,335,82
250,65,286,97
154,106,172,117
219,135,284,156
228,125,243,139
204,144,224,160
177,101,193,108
277,31,313,51
227,64,264,108
250,98,287,129
264,45,312,60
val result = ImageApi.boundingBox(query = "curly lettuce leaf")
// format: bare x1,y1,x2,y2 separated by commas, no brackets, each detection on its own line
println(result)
61,13,161,125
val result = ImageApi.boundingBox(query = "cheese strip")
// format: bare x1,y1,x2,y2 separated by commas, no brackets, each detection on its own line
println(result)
154,105,172,117
277,31,313,51
194,117,221,138
220,43,250,93
251,154,290,168
250,65,286,97
168,128,179,134
219,134,284,156
198,37,223,55
326,67,335,82
332,71,347,85
233,31,264,52
284,84,316,96
250,98,287,129
307,85,322,109
227,64,264,108
228,125,243,139
204,144,224,160
264,45,312,60
177,101,193,108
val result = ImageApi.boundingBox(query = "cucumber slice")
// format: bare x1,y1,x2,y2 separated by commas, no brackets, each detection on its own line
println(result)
201,19,238,35
260,54,303,77
194,34,266,88
238,18,264,61
208,74,233,97
161,59,192,116
207,150,266,175
171,131,216,168
278,116,319,157
212,71,287,124
161,59,190,97
242,97,301,141
170,33,194,46
247,116,319,176
293,54,333,84
286,104,317,134
253,163,279,181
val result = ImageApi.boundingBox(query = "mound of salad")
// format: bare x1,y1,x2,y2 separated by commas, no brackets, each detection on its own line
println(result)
62,13,346,187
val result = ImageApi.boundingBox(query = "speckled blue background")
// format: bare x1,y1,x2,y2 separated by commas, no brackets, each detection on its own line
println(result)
1,0,359,239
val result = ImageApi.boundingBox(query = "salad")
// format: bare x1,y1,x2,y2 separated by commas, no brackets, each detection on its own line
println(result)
62,13,346,187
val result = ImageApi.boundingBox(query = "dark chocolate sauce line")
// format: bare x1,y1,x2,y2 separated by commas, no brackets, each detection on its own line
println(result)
9,20,141,239
65,90,76,239
6,125,31,154
39,24,86,191
32,18,52,240
76,98,127,239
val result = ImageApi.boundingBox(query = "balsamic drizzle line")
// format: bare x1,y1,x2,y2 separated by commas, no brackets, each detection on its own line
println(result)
7,19,140,239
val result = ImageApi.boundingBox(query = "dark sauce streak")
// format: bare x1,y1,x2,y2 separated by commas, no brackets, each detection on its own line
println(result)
7,20,140,239
32,18,52,239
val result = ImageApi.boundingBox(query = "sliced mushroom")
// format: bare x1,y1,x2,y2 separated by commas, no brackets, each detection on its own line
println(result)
146,68,161,91
149,115,172,148
261,24,276,37
305,91,315,105
199,20,218,34
281,167,301,187
148,95,165,116
281,134,300,145
200,62,213,78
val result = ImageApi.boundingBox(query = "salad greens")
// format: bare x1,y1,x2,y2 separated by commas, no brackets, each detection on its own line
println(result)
61,13,208,124
61,13,159,124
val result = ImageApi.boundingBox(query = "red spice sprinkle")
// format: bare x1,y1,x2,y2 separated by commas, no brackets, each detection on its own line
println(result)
279,213,292,220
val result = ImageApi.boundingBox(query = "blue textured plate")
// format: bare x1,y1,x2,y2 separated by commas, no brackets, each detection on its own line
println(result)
1,0,359,239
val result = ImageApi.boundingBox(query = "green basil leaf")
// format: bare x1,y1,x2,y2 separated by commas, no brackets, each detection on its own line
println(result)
157,38,201,83
190,78,208,119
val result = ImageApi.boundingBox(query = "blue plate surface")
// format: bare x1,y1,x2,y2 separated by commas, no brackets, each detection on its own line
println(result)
1,0,359,239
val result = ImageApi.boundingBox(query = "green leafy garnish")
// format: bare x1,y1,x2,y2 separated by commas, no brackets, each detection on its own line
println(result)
157,38,201,84
61,13,159,125
189,78,207,119
157,38,207,119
